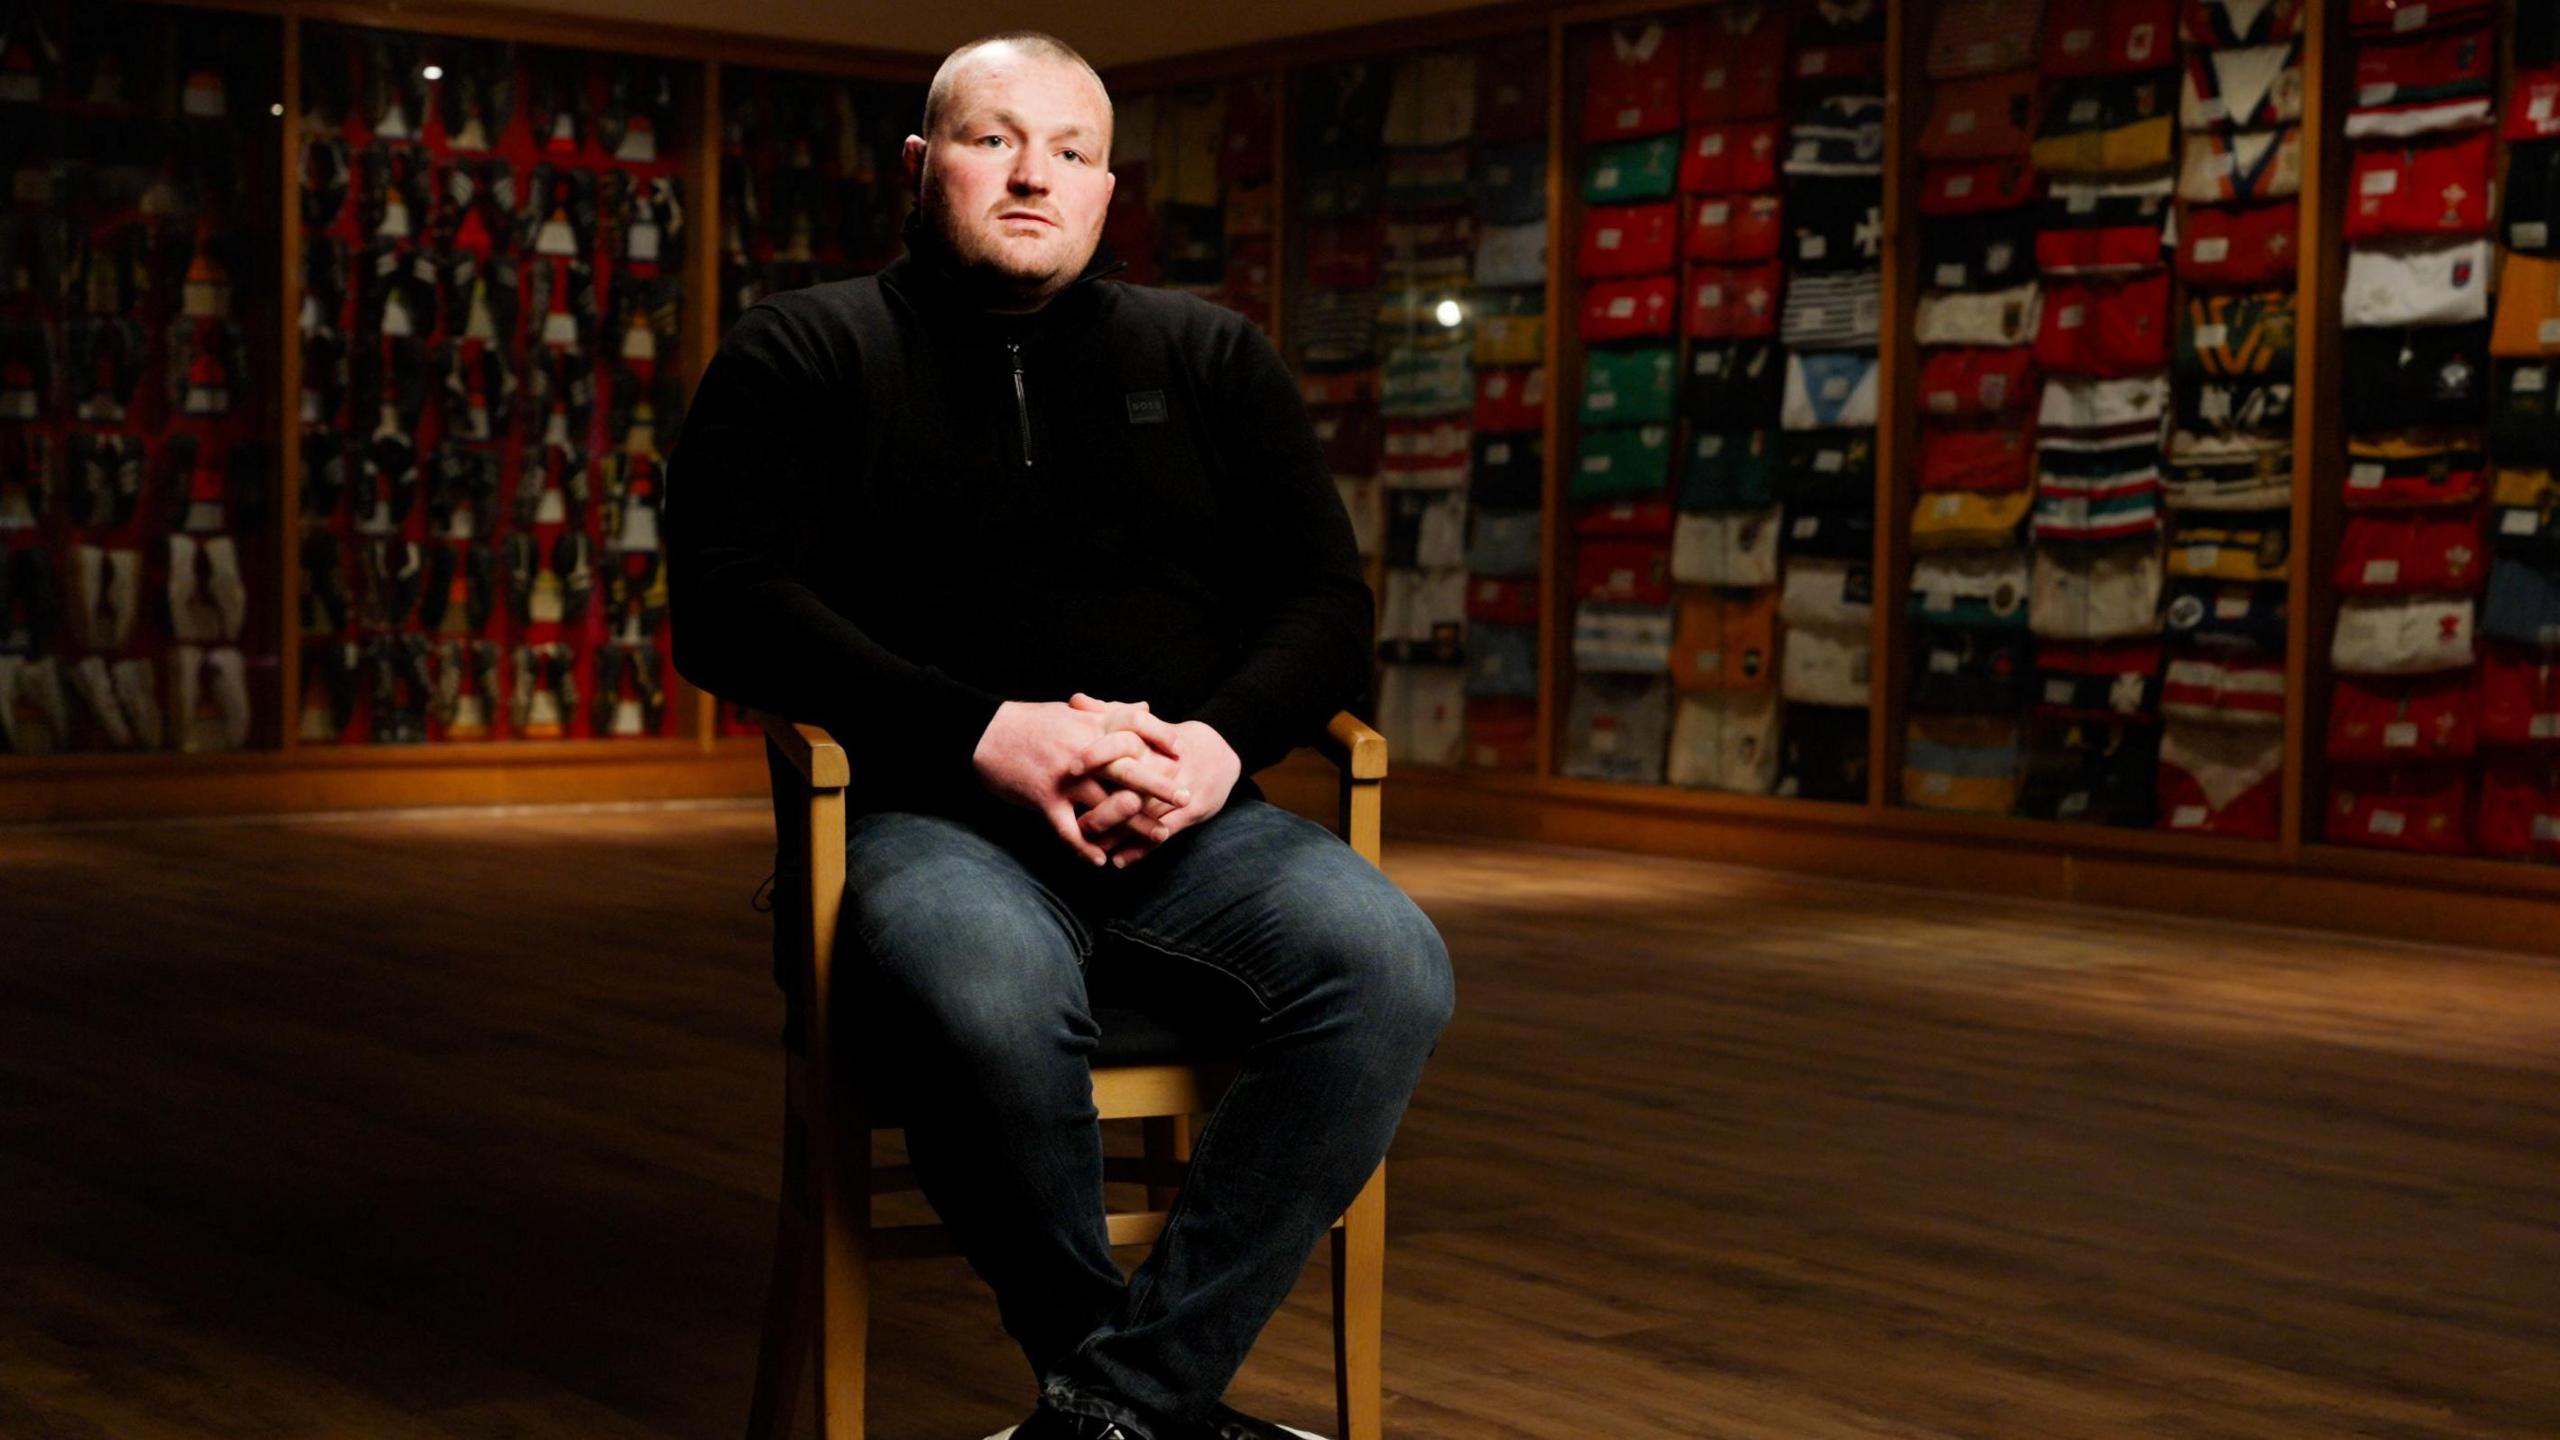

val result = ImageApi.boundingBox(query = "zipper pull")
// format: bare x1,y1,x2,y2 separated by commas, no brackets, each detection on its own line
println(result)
1007,341,1033,469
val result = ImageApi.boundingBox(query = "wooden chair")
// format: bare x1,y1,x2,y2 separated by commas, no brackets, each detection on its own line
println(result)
747,711,1394,1440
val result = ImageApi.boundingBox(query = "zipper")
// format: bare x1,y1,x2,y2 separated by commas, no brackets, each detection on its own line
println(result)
1006,341,1033,468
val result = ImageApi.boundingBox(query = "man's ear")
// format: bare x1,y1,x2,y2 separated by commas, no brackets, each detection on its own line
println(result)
901,134,925,193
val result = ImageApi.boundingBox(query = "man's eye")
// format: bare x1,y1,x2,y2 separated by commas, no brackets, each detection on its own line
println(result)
1061,148,1086,164
976,135,1007,147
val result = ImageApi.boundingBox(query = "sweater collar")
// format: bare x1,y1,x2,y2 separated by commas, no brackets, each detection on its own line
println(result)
881,208,1127,338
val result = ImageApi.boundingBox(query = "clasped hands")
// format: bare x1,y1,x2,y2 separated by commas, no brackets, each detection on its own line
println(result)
972,692,1241,868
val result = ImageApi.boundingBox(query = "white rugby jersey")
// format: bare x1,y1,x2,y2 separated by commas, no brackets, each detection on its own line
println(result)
1781,557,1876,629
2341,236,2492,328
1780,623,1873,707
2040,373,2173,441
1915,283,2042,347
2030,544,2165,641
2331,594,2478,675
1670,507,1783,586
1668,690,1782,794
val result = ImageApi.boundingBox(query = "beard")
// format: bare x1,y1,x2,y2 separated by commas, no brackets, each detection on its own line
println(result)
917,173,1090,306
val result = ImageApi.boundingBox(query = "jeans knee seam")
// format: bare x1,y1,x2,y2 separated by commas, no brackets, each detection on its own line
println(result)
1104,924,1275,1016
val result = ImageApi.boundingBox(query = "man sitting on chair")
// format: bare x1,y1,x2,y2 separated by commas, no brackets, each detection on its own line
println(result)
664,31,1456,1440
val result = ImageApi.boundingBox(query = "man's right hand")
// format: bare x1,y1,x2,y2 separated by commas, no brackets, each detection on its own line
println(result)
973,699,1190,865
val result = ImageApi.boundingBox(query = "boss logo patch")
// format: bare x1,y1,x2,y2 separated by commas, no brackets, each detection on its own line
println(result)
1125,390,1168,424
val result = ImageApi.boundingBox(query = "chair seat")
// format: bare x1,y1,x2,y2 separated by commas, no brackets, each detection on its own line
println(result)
1091,1002,1239,1068
858,1004,1239,1130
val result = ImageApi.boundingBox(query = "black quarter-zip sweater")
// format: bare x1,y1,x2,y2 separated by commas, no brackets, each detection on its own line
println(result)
664,220,1373,830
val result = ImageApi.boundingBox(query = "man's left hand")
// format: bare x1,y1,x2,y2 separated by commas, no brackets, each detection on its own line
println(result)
1064,692,1240,867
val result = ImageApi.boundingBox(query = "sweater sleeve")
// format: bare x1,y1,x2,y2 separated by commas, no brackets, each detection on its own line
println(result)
664,297,1005,807
1186,316,1377,776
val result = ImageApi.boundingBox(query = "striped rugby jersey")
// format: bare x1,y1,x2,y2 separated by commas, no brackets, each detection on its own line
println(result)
2031,641,2164,720
2166,441,2292,511
2161,654,2285,727
1782,86,1886,177
1781,270,1882,349
2345,25,2494,139
2035,460,2167,543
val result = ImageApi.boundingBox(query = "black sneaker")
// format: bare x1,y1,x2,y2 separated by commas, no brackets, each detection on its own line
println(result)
1191,1405,1328,1440
1001,1404,1156,1440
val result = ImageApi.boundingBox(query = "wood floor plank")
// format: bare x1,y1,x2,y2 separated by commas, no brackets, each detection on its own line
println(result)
3,803,2555,1438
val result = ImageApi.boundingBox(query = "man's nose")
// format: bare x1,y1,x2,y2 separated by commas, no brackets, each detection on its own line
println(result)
1009,148,1050,193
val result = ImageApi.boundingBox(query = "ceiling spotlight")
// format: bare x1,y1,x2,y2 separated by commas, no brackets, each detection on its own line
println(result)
1434,298,1463,328
268,102,283,117
422,64,444,82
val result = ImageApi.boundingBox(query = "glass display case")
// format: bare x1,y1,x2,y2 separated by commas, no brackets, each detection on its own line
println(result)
1289,34,1552,772
0,2,283,756
296,26,697,744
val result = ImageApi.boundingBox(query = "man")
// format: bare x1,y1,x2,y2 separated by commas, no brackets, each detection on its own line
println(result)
664,32,1455,1440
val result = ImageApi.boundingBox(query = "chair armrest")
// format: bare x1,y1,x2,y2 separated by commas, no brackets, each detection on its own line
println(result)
756,711,851,790
1314,710,1388,781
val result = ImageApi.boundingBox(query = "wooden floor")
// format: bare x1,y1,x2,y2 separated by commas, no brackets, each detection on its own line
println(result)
2,802,2556,1440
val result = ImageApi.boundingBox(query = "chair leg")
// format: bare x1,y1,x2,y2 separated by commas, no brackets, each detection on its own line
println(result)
747,1124,815,1440
1142,1114,1193,1212
1331,1161,1387,1440
814,1114,873,1439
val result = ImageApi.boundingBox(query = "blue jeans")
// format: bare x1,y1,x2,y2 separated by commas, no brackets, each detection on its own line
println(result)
838,797,1455,1434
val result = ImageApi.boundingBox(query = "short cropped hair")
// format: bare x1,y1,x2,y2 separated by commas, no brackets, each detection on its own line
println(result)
921,32,1112,142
